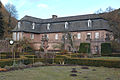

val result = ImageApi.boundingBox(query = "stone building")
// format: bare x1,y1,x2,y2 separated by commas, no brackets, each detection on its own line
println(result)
12,14,113,54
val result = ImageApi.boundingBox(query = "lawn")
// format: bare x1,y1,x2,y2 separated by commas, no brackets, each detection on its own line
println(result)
0,66,120,80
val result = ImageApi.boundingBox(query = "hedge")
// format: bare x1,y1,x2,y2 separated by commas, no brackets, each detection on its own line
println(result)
101,43,112,55
1,58,120,68
65,58,120,68
0,58,64,68
79,43,90,53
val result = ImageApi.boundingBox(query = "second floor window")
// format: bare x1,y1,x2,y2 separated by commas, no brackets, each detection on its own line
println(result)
95,32,99,39
30,34,34,39
17,32,19,41
55,34,58,40
32,23,35,29
77,33,81,39
87,33,91,40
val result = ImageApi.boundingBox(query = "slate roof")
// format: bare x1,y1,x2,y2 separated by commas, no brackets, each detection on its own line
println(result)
12,14,111,34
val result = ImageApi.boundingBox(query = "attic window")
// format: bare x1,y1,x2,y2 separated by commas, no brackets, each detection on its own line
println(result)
65,22,68,29
32,23,35,29
88,19,92,27
47,23,50,30
18,22,21,28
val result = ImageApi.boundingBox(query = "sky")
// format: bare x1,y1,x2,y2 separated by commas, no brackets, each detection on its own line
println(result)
1,0,120,20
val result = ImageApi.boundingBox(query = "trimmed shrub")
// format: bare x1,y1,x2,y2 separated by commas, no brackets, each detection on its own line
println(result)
24,55,37,58
102,54,120,57
79,43,90,53
101,43,112,56
65,58,120,68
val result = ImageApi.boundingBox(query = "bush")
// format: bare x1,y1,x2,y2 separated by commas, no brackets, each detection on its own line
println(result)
24,55,37,58
101,43,112,56
102,54,120,57
79,43,90,53
65,58,120,68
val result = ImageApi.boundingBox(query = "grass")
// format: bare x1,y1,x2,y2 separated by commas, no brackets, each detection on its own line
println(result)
92,57,120,60
0,66,120,80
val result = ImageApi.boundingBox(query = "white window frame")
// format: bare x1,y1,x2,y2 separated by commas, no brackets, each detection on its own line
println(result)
87,33,91,38
17,32,19,41
46,34,49,38
55,34,58,40
30,34,34,39
77,33,81,39
32,23,35,29
18,22,21,28
88,19,92,27
20,32,23,40
95,32,99,39
13,32,16,41
47,23,50,30
65,22,68,29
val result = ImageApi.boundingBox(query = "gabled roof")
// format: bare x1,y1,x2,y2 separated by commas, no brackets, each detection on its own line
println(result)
12,14,111,33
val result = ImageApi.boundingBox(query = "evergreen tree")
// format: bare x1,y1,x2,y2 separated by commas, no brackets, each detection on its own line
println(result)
0,2,4,39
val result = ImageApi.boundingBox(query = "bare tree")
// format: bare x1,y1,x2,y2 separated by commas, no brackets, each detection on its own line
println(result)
95,8,103,14
95,6,114,14
5,3,18,27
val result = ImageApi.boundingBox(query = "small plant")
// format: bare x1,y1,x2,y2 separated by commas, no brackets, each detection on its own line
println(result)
81,66,89,69
71,68,77,73
70,74,77,77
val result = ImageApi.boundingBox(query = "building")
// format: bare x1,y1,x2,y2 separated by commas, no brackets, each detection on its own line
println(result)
12,14,113,54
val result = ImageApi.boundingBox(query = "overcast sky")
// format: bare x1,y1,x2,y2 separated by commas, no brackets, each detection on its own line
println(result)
1,0,120,19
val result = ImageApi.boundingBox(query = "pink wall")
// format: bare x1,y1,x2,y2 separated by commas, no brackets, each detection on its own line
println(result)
20,30,112,53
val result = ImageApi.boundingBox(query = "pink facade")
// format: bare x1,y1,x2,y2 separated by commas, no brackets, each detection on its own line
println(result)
13,30,112,54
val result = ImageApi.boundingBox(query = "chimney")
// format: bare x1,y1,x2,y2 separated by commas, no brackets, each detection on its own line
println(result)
52,15,57,19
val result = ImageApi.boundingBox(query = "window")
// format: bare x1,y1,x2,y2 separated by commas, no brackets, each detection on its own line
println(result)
17,32,19,41
13,32,16,41
86,33,91,40
105,33,110,41
95,32,99,39
18,22,21,28
65,22,68,29
47,23,50,30
30,34,34,39
88,19,92,27
55,34,58,40
77,33,81,39
46,34,49,38
20,32,23,40
32,23,35,29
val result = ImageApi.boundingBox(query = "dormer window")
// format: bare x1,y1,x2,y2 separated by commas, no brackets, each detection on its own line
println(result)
47,23,50,30
65,22,68,29
88,19,92,27
18,22,21,28
32,23,35,29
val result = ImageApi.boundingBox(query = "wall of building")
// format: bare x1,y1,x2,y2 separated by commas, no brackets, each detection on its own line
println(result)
13,30,112,54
